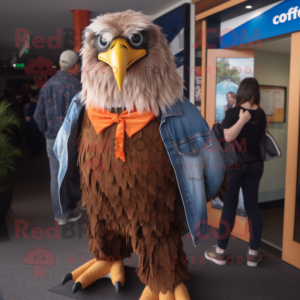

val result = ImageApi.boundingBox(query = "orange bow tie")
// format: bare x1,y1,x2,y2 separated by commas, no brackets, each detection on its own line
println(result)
87,105,156,162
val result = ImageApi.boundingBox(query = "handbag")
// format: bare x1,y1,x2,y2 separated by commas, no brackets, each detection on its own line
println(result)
212,123,256,165
259,129,281,162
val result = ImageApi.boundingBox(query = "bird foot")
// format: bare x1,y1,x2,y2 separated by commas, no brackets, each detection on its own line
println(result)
139,286,159,300
140,284,190,300
62,258,125,294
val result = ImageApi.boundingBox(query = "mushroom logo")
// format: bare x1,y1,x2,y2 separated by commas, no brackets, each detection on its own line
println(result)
24,246,56,277
24,56,57,88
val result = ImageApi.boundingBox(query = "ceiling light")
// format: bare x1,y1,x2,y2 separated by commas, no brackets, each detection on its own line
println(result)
246,5,252,9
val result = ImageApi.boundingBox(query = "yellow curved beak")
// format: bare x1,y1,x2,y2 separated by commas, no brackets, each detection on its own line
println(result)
97,38,147,91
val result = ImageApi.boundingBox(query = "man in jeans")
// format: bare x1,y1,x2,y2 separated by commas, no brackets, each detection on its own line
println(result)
34,50,82,225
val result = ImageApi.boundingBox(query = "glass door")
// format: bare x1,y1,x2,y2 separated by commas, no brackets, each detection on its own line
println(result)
205,49,255,242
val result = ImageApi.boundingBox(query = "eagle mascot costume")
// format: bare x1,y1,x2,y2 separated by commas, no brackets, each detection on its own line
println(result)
59,10,228,300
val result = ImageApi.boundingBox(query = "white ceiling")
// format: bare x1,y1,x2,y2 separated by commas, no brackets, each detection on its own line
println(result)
258,35,291,55
0,0,183,67
238,35,291,55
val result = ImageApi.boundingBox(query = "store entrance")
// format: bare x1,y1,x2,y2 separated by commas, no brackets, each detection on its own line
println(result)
205,32,300,268
253,35,291,252
205,33,300,263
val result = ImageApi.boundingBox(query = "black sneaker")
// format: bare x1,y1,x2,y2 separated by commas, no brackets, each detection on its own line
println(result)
204,245,227,265
247,249,262,267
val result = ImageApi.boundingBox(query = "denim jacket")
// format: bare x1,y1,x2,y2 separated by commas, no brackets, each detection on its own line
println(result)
53,93,225,246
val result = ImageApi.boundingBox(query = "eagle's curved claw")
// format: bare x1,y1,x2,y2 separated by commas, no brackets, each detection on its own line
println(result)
62,259,125,294
62,273,72,285
72,282,82,294
115,281,121,294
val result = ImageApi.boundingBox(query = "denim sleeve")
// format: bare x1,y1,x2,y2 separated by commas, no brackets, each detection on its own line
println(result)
33,91,47,134
203,131,226,199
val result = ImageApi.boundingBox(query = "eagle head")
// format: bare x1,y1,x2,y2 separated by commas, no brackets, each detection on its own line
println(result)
80,10,183,115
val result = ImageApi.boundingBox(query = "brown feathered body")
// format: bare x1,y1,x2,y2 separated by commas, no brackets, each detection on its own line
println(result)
77,10,229,295
78,109,188,294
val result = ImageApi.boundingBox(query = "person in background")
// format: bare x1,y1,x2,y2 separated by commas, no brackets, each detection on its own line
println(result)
33,50,82,225
205,78,268,267
224,91,236,113
25,91,41,157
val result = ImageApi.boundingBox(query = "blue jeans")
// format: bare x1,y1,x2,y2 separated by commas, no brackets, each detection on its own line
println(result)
46,139,70,219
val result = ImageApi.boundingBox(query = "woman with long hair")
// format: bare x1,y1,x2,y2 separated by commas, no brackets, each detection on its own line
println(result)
224,91,236,112
205,78,268,267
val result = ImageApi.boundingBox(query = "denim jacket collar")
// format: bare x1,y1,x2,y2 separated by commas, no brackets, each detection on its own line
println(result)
160,100,183,122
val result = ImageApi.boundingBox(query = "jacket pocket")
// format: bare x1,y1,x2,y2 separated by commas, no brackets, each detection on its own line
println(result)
54,116,71,159
62,117,71,134
177,133,212,180
53,129,67,158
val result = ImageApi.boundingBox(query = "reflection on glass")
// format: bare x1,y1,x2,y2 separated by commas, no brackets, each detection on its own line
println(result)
215,57,254,123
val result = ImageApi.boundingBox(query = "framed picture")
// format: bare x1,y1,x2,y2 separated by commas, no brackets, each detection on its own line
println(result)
260,85,286,123
195,74,201,107
215,57,255,123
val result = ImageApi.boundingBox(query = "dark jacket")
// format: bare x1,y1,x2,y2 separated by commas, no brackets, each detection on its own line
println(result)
33,70,81,139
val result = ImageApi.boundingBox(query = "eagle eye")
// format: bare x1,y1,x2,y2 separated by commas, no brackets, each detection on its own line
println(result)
129,32,143,47
97,35,109,49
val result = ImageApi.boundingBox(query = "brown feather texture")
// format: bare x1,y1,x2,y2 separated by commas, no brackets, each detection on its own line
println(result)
78,110,188,294
80,10,184,116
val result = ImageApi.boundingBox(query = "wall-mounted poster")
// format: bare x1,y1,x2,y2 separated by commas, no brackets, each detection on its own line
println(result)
195,75,201,107
215,57,254,123
260,86,286,123
154,4,190,100
195,56,202,108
